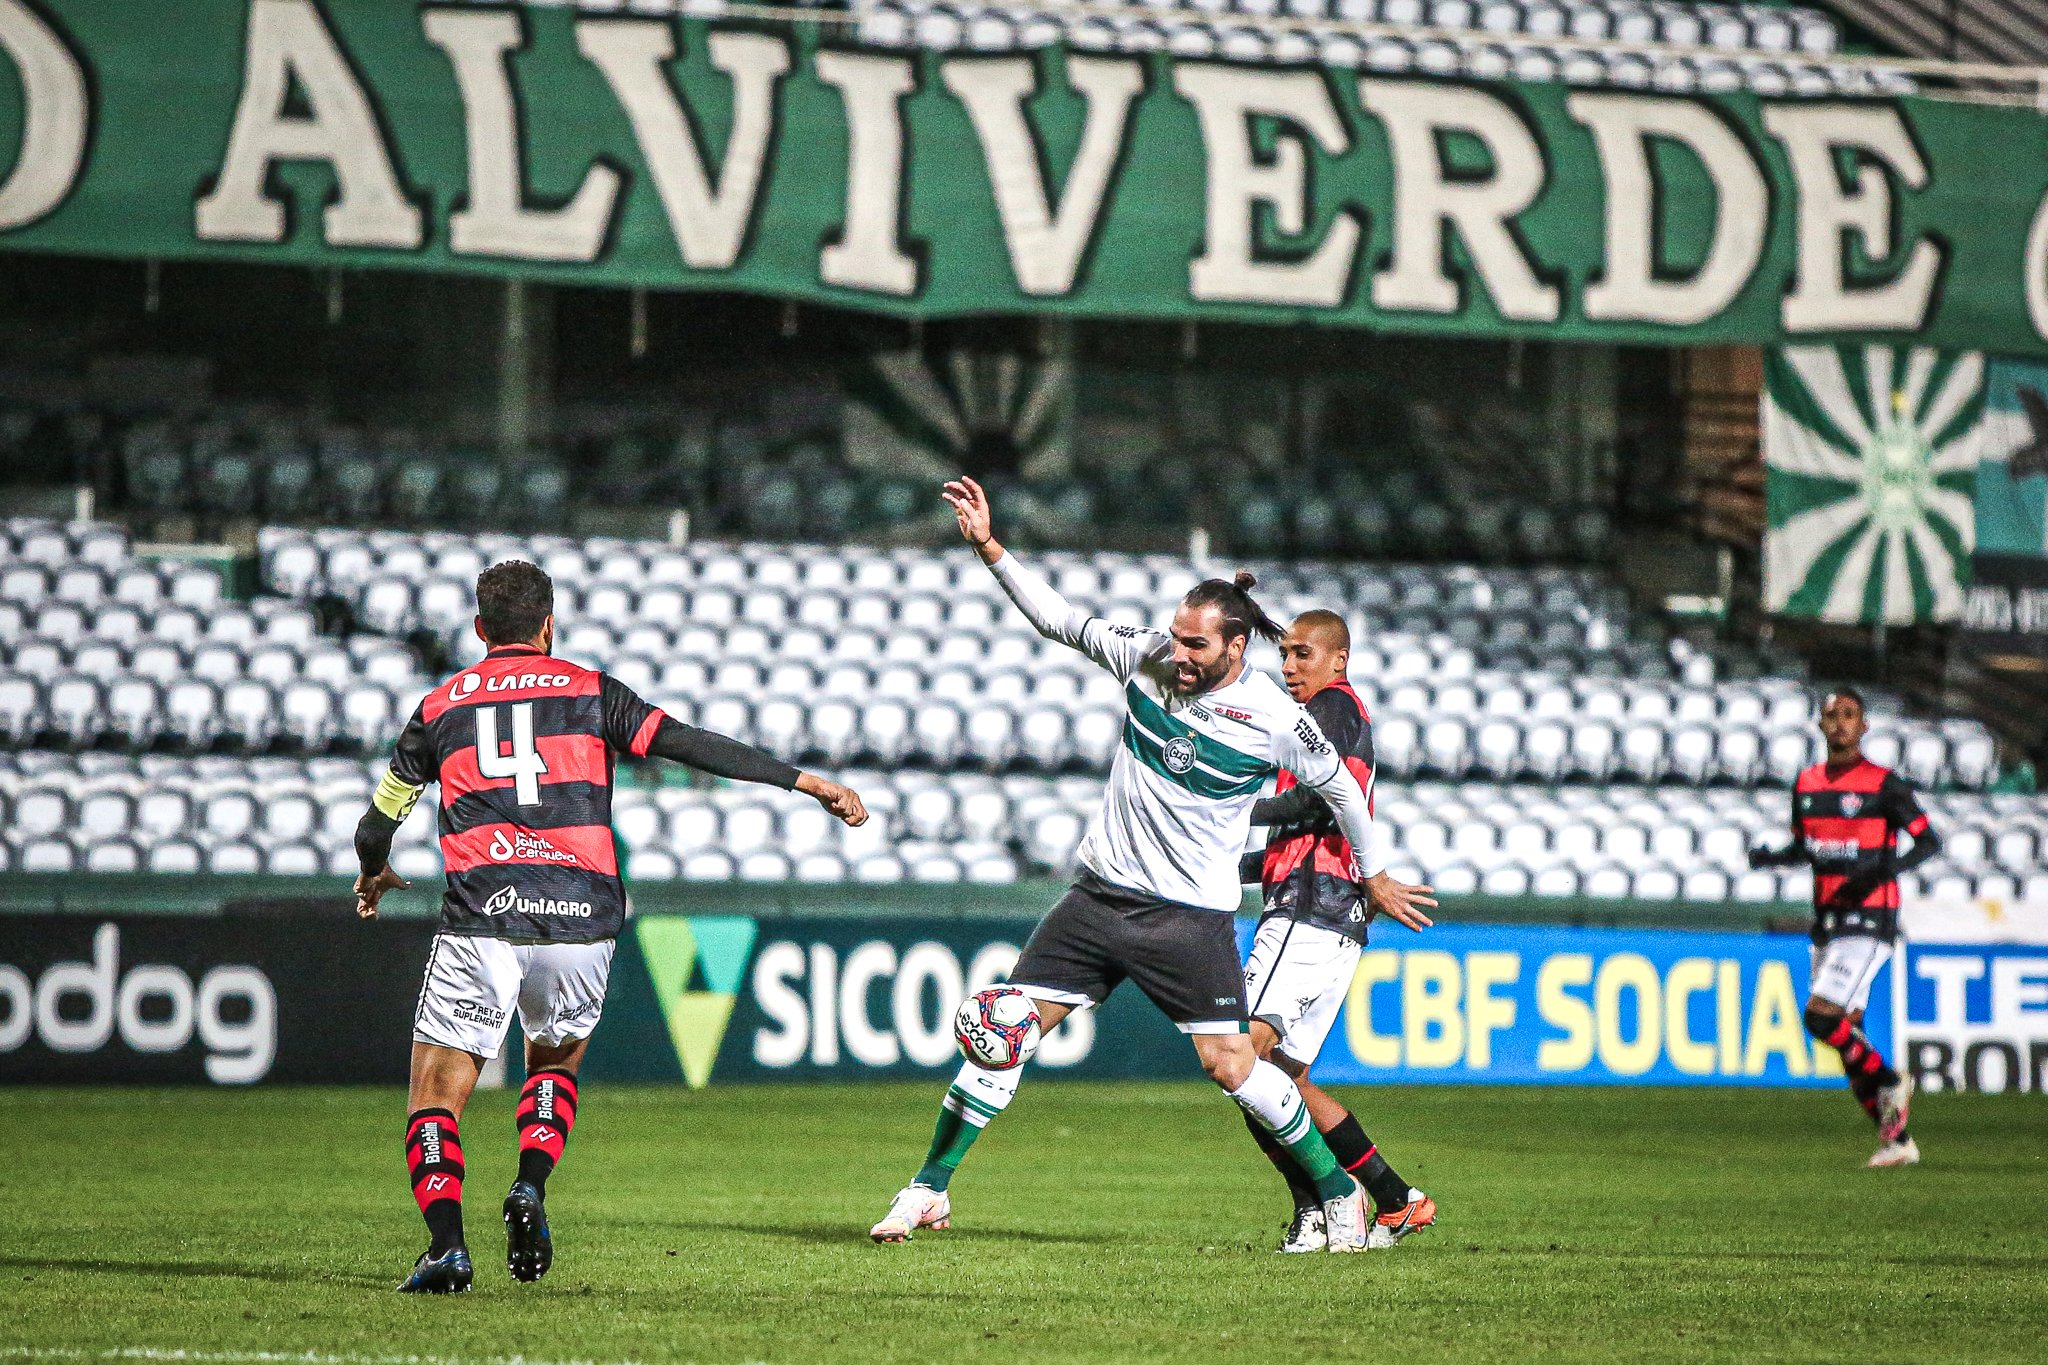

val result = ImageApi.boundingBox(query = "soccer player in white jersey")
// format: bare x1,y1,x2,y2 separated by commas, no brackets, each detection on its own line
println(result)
869,477,1436,1252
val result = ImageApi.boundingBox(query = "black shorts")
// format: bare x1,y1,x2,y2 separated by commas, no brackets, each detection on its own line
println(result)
1008,871,1248,1034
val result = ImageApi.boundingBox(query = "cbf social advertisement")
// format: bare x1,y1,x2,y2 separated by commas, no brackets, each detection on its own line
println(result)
1290,924,1891,1089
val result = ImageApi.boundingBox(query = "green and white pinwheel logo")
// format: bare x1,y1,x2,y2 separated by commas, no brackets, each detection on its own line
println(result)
1763,346,1985,625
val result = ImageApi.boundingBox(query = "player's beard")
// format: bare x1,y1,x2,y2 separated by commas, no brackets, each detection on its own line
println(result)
1169,656,1231,696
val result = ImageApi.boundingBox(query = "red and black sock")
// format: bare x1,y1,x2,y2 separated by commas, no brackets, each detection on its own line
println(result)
405,1108,465,1255
516,1068,579,1194
1242,1106,1321,1213
1810,1012,1906,1137
1322,1114,1412,1215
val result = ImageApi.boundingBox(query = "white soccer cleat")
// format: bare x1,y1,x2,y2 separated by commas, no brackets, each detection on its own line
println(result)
1868,1138,1921,1169
1276,1205,1327,1254
1876,1074,1913,1146
869,1184,951,1243
1321,1182,1370,1253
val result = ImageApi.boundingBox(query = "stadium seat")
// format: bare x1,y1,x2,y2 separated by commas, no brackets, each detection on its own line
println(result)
147,840,205,874
0,673,43,744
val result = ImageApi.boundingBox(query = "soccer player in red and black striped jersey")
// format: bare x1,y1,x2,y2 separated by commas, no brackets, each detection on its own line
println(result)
1240,611,1436,1251
1750,687,1941,1169
352,560,867,1292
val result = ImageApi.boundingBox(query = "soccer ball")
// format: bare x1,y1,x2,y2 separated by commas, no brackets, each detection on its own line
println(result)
953,986,1042,1071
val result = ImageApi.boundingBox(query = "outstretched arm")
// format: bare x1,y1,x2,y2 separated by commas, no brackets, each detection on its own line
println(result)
945,474,1086,646
944,475,1163,677
603,677,867,825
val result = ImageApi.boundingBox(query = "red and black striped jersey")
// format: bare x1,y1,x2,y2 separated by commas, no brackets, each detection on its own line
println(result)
378,644,666,943
1256,681,1375,944
1792,758,1929,940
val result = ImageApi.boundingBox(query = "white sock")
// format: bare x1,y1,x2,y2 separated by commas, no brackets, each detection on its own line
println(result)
1226,1059,1312,1146
943,1059,1024,1129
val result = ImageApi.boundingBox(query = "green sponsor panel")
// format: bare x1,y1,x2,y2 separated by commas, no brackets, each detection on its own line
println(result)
5,2,2048,355
585,915,1191,1085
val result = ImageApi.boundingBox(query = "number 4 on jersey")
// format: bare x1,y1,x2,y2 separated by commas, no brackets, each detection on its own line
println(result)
477,702,549,805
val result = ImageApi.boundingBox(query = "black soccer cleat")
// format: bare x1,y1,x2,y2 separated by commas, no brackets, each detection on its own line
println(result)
398,1245,474,1294
504,1180,553,1283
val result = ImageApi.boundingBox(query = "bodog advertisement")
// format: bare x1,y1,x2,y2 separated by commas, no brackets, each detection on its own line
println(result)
0,914,433,1084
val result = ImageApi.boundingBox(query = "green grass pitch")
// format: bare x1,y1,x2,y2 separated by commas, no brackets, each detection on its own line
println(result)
11,1083,2048,1363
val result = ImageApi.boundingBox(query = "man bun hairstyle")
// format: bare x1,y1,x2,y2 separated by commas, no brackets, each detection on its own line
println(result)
1183,569,1285,645
476,560,554,646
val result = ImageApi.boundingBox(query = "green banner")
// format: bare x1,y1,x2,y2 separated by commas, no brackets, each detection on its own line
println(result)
585,914,1190,1086
10,0,2048,355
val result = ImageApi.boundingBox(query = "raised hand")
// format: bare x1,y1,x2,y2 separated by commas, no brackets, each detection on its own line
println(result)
797,772,869,826
941,476,998,558
1361,869,1437,931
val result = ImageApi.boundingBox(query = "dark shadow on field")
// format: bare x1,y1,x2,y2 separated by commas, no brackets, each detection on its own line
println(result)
1,1253,387,1289
646,1219,1112,1247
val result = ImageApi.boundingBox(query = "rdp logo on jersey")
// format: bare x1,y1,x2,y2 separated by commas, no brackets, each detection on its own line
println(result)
0,924,276,1083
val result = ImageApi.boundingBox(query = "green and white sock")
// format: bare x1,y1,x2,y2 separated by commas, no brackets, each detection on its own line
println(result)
913,1061,1023,1192
1229,1061,1354,1204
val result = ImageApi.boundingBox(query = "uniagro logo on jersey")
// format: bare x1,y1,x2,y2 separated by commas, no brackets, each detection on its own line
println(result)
1162,736,1198,774
478,884,594,919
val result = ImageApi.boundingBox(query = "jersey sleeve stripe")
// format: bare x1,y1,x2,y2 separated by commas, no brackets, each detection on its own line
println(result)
628,708,667,758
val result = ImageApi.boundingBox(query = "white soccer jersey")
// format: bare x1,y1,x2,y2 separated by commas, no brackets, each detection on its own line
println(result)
989,552,1379,911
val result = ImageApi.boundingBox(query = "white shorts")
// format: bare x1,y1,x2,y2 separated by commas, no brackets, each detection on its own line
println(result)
413,933,616,1061
1242,917,1360,1069
1808,936,1891,1014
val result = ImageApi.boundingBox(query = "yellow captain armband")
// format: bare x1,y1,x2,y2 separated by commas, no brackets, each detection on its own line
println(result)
372,770,424,822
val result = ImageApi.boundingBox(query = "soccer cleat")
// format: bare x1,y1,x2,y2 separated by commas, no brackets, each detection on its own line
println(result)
397,1245,474,1294
1321,1183,1370,1253
1276,1205,1327,1254
869,1184,951,1243
1876,1074,1913,1146
504,1180,552,1283
1868,1137,1921,1168
1367,1189,1439,1249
